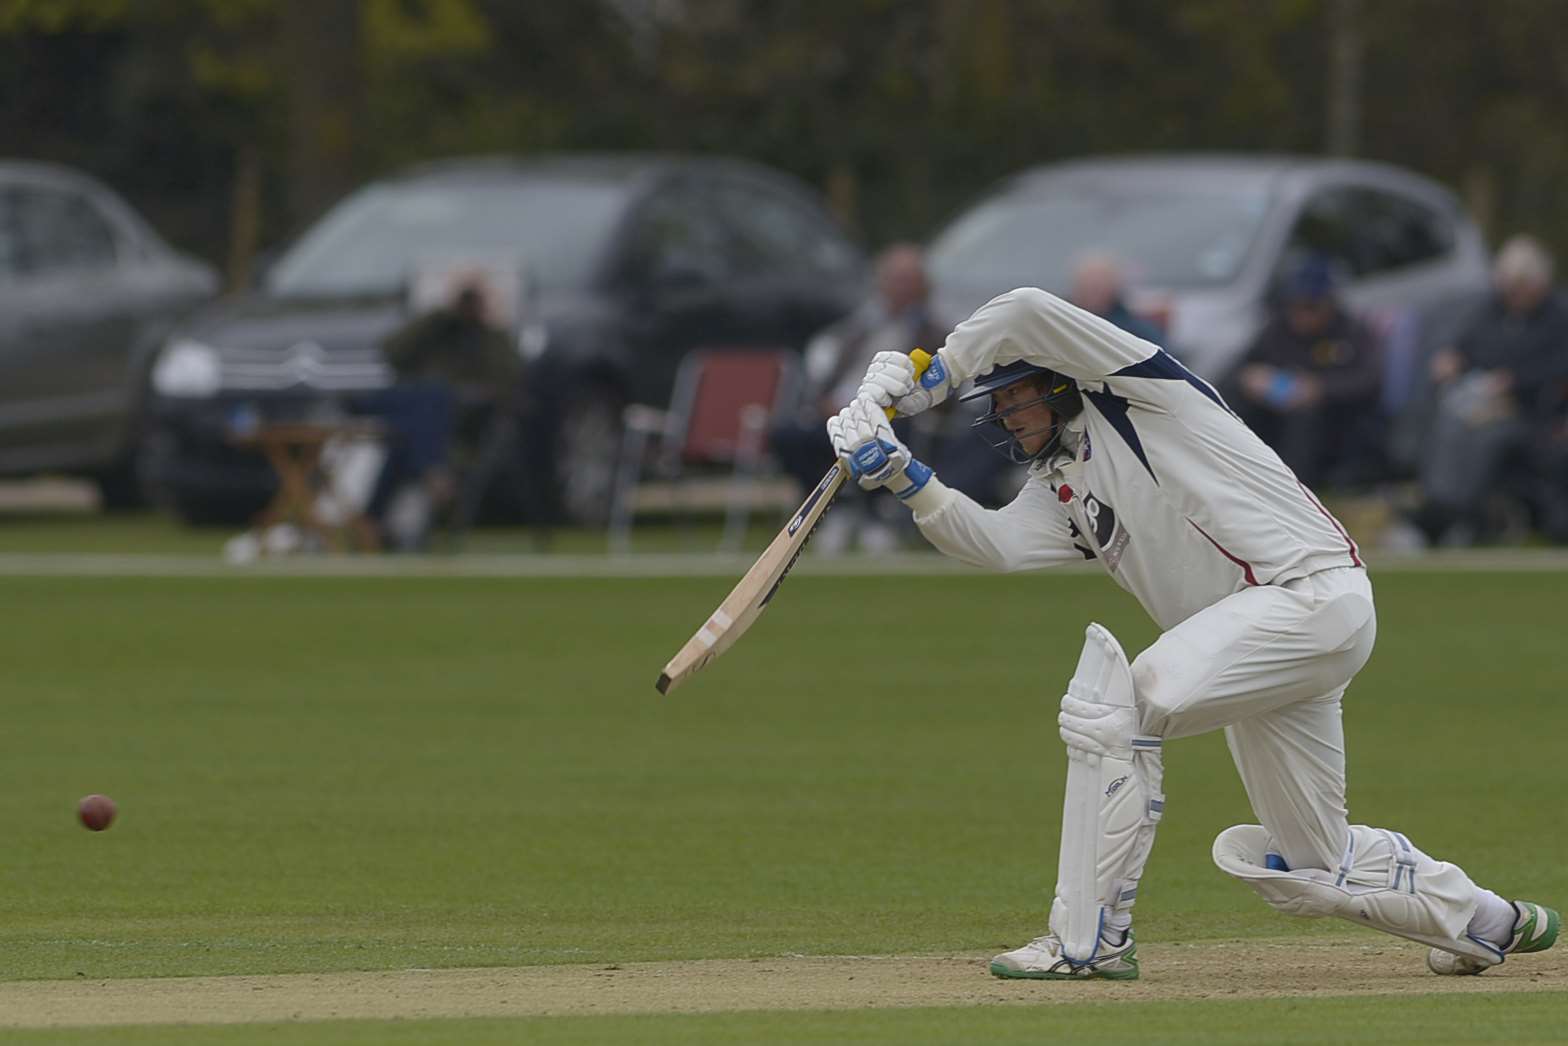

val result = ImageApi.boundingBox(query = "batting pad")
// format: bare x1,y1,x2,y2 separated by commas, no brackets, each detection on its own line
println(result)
1052,624,1165,964
1214,824,1500,965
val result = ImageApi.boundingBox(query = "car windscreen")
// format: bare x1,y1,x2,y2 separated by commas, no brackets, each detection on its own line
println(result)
928,183,1273,292
267,179,628,297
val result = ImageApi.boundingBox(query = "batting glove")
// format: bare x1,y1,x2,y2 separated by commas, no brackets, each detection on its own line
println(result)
857,349,954,417
826,396,933,499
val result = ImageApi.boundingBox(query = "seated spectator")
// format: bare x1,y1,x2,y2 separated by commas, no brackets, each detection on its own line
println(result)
1229,256,1382,489
771,244,951,553
365,276,523,549
1408,235,1568,545
1069,253,1166,347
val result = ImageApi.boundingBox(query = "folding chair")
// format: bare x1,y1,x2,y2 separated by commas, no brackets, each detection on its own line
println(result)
608,349,800,553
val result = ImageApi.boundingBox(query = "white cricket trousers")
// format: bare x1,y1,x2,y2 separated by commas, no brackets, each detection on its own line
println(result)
1130,566,1375,873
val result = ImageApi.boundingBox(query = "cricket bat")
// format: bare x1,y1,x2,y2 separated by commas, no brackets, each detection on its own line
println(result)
654,349,931,695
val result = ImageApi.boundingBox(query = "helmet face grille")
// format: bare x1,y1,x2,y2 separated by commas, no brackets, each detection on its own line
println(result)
966,365,1083,464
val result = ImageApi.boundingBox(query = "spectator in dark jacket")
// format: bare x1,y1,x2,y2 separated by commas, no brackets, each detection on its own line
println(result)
771,244,952,552
1231,255,1382,488
1411,235,1568,544
1427,236,1568,418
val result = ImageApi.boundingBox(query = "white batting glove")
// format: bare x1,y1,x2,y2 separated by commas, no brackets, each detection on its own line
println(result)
856,350,955,417
826,396,934,499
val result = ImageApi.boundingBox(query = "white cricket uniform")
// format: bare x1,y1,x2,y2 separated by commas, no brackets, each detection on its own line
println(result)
900,289,1399,879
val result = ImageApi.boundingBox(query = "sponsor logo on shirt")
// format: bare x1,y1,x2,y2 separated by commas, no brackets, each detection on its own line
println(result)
1082,490,1131,571
1066,519,1096,560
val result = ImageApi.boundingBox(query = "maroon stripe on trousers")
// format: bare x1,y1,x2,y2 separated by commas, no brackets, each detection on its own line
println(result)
1188,520,1259,586
1295,480,1363,568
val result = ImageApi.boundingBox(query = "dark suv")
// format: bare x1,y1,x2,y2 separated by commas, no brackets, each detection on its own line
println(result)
145,154,866,523
0,161,217,506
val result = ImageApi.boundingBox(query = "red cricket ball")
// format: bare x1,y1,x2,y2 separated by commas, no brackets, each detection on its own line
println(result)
78,794,116,832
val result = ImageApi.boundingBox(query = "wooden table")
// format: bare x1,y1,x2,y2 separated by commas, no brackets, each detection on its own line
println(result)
233,420,385,553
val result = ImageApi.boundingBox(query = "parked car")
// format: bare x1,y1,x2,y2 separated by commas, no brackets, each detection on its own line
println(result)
926,154,1490,383
0,161,218,506
145,154,866,524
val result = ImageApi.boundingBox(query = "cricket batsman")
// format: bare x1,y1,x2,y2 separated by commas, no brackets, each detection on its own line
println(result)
826,287,1559,981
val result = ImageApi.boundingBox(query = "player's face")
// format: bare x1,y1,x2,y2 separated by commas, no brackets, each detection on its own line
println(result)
992,378,1056,456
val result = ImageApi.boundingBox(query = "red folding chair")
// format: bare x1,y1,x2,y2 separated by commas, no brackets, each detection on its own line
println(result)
609,349,800,552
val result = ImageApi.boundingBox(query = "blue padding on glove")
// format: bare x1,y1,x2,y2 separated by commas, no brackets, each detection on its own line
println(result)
850,438,903,484
849,440,889,480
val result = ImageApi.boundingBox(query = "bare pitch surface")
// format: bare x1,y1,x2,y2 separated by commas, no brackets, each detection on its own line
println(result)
1,938,1564,1030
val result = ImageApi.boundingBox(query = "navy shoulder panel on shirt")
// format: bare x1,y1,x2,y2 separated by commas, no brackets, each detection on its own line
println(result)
1082,388,1157,483
1111,349,1233,413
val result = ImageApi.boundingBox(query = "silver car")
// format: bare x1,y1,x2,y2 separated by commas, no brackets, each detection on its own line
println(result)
0,161,217,506
927,154,1490,382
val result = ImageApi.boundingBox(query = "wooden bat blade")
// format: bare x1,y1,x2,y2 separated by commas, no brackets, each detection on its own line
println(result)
655,462,847,694
654,346,933,695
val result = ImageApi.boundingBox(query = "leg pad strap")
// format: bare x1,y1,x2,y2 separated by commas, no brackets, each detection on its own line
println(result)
1214,824,1498,964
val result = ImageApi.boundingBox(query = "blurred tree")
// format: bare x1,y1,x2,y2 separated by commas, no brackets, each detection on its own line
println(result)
1359,0,1568,248
5,0,1568,276
280,0,362,229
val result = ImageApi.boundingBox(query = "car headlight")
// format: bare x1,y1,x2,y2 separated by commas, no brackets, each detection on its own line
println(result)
152,338,222,397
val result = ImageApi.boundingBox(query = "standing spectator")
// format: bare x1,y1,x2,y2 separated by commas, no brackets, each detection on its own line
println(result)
1230,255,1382,488
771,244,950,553
1069,253,1166,347
1408,236,1568,545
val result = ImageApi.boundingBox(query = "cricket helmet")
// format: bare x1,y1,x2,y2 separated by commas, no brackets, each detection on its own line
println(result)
960,360,1083,464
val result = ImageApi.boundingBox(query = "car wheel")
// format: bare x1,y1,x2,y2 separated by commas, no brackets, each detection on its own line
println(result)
556,386,623,525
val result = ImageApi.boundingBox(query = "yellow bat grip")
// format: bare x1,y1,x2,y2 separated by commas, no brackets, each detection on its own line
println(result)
885,348,934,420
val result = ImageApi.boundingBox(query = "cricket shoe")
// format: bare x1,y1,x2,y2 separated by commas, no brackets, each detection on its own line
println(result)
1427,901,1560,975
989,930,1139,981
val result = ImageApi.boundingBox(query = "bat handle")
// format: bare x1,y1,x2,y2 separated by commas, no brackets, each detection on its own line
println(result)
884,348,934,420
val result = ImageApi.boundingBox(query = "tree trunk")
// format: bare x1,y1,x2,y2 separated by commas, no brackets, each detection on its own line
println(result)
226,143,262,292
1326,0,1363,156
279,0,363,229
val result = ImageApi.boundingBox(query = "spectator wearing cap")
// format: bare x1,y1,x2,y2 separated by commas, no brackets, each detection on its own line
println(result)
1230,255,1382,488
1409,235,1568,544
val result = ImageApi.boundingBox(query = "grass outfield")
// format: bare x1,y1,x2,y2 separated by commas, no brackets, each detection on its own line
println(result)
0,569,1562,1038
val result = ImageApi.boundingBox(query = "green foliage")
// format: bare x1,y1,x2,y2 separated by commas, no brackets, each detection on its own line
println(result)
0,0,129,32
3,1,1566,265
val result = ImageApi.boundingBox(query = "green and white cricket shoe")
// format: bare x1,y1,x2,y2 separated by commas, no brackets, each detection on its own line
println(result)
989,930,1139,981
1427,901,1560,975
